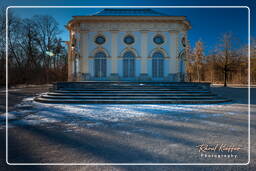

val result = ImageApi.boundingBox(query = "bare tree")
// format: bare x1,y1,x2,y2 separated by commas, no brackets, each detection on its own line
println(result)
215,33,242,87
193,40,204,82
30,15,62,83
0,7,6,86
204,53,217,83
250,37,256,83
0,10,67,85
6,10,29,84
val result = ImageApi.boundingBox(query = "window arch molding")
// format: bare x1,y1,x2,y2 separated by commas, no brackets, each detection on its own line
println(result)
149,48,168,58
90,47,110,58
120,47,139,58
94,51,107,59
152,51,165,59
123,51,136,59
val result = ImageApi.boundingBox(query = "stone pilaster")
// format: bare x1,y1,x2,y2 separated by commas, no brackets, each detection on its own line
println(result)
168,30,179,81
139,30,150,80
79,30,89,81
181,30,187,75
109,30,119,80
67,42,73,81
68,30,75,81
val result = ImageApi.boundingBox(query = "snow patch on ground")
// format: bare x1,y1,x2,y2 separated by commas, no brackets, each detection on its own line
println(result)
199,120,226,127
2,97,243,128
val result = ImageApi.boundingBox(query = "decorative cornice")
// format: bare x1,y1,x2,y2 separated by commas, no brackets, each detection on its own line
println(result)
110,29,120,33
168,30,179,34
67,16,191,31
70,22,186,32
140,30,150,33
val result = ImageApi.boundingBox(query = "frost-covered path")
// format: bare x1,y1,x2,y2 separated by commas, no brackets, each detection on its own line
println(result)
0,86,255,170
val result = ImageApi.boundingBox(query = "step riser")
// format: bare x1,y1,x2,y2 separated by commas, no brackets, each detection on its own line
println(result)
35,98,231,104
60,87,202,89
41,96,217,100
54,82,211,91
46,94,215,96
60,87,203,89
54,90,210,93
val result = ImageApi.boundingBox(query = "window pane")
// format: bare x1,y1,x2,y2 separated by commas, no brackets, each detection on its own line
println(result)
94,52,107,78
123,51,135,78
152,51,164,78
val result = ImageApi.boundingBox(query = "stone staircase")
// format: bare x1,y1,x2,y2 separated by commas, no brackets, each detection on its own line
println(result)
34,82,231,104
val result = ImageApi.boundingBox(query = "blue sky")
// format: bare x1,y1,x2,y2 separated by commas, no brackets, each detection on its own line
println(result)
2,0,255,54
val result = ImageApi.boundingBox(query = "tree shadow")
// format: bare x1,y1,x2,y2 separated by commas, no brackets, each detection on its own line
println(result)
131,105,252,129
8,123,180,164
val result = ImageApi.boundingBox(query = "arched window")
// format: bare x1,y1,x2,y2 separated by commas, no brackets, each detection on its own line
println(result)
94,52,107,78
152,51,164,78
123,51,135,78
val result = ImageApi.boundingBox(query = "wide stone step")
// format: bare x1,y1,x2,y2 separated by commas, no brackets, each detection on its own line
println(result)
47,92,214,96
54,89,209,93
41,95,217,99
34,97,231,104
60,86,201,89
60,87,203,90
54,81,210,87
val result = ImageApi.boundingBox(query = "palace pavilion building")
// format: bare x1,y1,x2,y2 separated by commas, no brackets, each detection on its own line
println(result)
66,8,191,81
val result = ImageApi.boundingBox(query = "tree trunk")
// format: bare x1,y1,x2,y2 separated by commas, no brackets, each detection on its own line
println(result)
197,66,200,82
224,65,227,87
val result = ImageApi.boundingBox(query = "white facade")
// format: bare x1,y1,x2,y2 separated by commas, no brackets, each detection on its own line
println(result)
66,9,191,81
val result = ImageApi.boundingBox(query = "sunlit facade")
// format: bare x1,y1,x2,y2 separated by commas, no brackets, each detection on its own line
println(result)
66,8,191,81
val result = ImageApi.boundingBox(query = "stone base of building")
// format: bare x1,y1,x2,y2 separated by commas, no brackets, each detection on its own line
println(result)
167,73,181,82
109,73,120,81
81,73,91,81
73,72,187,82
138,73,151,81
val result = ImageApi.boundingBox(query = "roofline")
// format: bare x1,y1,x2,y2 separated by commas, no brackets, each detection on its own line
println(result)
66,16,191,30
72,15,187,18
68,15,188,24
90,8,171,17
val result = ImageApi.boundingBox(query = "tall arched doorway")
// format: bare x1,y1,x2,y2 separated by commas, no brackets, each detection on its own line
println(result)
123,51,135,79
94,52,107,79
152,51,164,79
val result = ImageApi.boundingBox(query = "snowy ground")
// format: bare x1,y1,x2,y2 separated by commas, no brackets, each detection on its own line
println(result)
0,86,255,171
1,97,238,127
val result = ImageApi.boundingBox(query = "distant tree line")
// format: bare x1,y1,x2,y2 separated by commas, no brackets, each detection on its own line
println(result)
0,9,67,86
185,33,256,86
